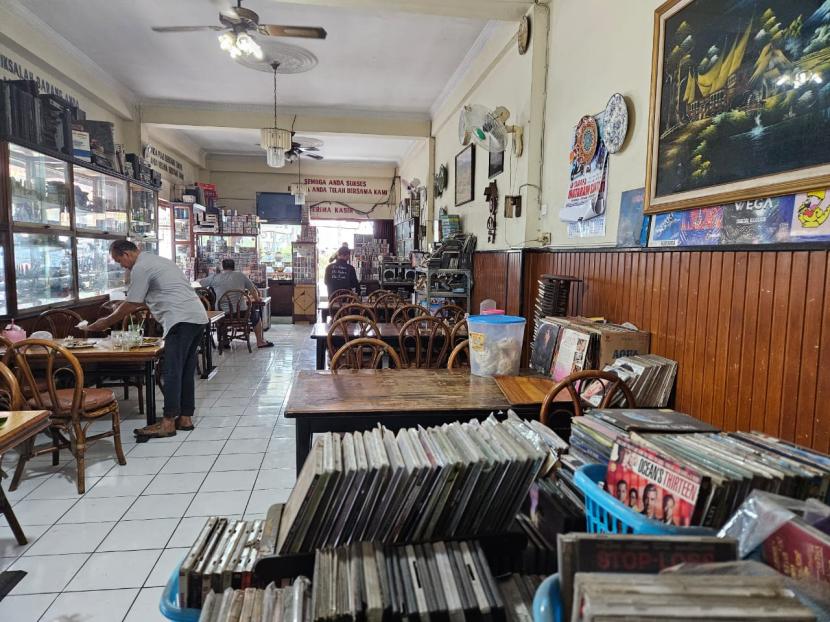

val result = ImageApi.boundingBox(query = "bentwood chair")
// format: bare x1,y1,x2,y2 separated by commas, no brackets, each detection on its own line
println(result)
99,299,122,318
326,315,380,361
330,338,402,370
7,339,126,494
539,369,637,426
433,304,466,326
33,309,85,339
0,360,29,544
333,303,377,323
217,289,253,353
367,289,392,304
447,340,470,369
450,319,468,347
373,293,403,323
329,288,357,301
390,304,429,329
398,316,451,369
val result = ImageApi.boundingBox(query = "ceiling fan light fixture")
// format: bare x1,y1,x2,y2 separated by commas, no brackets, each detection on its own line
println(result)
294,191,306,205
265,145,286,168
218,32,235,51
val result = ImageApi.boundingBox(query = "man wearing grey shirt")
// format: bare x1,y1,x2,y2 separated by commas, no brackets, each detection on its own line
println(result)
200,259,272,348
89,240,208,439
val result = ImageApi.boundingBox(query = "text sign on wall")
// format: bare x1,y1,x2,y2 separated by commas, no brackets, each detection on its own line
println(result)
143,144,185,181
304,177,390,203
0,53,80,107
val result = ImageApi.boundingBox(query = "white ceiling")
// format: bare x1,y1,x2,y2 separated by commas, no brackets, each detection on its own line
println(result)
152,125,420,162
19,0,490,114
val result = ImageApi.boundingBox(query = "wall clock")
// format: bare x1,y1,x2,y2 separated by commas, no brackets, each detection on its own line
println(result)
517,15,531,55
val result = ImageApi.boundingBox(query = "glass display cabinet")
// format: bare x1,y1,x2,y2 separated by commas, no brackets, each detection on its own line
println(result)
0,140,159,317
73,164,128,234
158,200,174,261
8,143,70,227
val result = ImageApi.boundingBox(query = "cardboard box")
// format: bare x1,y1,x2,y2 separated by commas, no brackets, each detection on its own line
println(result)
594,326,651,368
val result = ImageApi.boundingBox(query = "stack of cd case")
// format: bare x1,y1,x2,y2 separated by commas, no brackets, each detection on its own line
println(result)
199,576,311,622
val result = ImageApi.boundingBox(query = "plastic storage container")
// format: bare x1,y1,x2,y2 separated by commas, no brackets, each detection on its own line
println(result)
532,574,564,622
466,315,526,377
160,564,201,622
574,464,715,535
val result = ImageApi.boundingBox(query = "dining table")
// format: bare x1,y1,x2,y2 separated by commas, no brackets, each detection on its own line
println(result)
201,310,225,380
0,410,50,544
309,321,402,370
283,368,561,471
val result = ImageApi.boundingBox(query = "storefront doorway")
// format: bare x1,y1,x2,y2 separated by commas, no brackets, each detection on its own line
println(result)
311,219,374,298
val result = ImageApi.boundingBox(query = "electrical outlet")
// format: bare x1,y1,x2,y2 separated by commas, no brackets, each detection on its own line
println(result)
538,232,551,245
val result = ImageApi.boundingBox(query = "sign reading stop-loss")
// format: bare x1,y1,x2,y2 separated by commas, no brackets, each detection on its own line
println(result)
305,176,395,220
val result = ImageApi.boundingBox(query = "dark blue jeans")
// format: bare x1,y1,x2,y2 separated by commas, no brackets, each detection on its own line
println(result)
162,322,206,419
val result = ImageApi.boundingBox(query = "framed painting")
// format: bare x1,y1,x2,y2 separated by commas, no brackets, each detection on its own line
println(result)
455,144,476,206
488,149,504,178
645,0,830,214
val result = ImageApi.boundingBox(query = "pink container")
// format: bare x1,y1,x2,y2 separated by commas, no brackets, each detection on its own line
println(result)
2,320,27,343
482,309,505,315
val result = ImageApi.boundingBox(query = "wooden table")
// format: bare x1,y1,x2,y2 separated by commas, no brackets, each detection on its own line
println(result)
201,311,224,380
285,369,517,470
309,321,402,369
4,339,165,426
0,411,50,544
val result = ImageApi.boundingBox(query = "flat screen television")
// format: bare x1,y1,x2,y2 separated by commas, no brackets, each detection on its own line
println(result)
256,192,302,224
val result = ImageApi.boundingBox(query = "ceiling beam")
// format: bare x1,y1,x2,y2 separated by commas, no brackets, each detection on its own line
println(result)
139,101,431,138
265,0,532,21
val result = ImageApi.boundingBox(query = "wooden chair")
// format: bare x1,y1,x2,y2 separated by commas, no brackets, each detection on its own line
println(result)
434,304,466,326
447,340,470,369
33,309,85,339
329,293,358,308
120,305,163,336
450,318,468,347
390,304,429,329
330,337,402,370
333,303,377,323
539,369,637,426
99,299,122,318
7,339,126,494
373,293,403,323
195,287,215,310
367,289,393,303
329,288,356,300
398,316,451,369
326,315,380,360
0,360,29,545
216,289,253,353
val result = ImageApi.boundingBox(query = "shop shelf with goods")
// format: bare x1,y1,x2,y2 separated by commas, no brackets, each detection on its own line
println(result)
171,202,203,281
0,140,156,316
196,233,263,285
413,266,473,313
291,237,316,323
352,233,391,287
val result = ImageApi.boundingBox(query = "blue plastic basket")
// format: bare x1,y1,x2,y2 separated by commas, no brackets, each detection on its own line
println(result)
160,564,201,622
532,574,564,622
573,464,715,535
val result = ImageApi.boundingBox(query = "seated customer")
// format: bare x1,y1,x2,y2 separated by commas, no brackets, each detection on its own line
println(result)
201,259,273,348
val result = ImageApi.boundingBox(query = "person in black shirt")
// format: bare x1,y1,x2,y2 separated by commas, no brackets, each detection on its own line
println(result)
324,246,359,298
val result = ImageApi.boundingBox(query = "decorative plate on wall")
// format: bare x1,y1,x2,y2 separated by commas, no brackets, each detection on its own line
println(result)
434,164,448,197
517,15,531,55
575,115,599,166
601,93,629,154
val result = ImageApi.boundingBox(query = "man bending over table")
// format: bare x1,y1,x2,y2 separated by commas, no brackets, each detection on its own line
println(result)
88,240,208,440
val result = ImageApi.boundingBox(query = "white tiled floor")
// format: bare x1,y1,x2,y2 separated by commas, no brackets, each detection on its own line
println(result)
0,324,311,621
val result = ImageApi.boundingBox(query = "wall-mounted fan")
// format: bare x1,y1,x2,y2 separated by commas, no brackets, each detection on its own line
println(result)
458,104,524,156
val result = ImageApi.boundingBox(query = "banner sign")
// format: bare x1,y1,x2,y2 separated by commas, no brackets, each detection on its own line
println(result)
305,176,394,220
143,144,185,181
0,52,80,108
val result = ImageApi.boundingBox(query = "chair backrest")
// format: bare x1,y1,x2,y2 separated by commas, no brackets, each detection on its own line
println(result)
330,337,402,370
99,300,122,318
367,289,393,303
195,287,215,310
434,304,466,326
539,369,637,426
217,289,252,321
398,316,451,369
333,303,377,323
373,293,403,322
326,315,380,358
34,309,84,339
447,339,470,369
0,360,24,410
390,304,429,328
7,339,84,416
329,293,359,316
121,306,162,336
329,288,356,300
450,318,468,347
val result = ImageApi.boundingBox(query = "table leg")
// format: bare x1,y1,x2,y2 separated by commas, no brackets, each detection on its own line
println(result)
295,419,312,473
145,359,157,426
201,324,214,380
316,340,325,370
0,484,26,545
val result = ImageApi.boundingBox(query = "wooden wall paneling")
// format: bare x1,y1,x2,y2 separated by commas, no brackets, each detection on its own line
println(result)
780,252,809,441
710,252,735,432
690,252,712,418
794,252,827,447
749,253,777,433
722,252,748,433
765,252,793,439
506,252,523,316
736,253,762,434
699,253,723,425
672,253,692,412
812,253,830,454
472,252,508,313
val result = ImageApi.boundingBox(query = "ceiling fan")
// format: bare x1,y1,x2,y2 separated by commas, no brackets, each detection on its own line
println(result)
152,0,327,61
286,137,324,162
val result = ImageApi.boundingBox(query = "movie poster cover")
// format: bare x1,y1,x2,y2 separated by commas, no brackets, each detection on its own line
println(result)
648,212,682,246
790,188,830,239
617,187,649,248
605,438,702,527
680,206,724,245
551,328,591,382
721,194,793,243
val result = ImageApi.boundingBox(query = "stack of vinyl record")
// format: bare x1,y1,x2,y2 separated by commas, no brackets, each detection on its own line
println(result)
530,276,577,361
277,416,567,555
311,540,505,622
498,574,545,622
587,354,677,408
199,576,311,622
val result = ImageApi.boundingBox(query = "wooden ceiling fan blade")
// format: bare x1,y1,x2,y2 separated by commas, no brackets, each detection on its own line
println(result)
306,153,324,160
300,146,320,152
258,24,327,39
152,25,224,32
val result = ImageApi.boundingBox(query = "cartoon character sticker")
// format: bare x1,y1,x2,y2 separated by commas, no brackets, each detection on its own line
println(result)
791,189,830,238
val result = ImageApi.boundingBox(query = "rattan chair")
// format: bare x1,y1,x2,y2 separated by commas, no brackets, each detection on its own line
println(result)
33,309,85,339
367,289,393,303
329,288,357,300
390,304,429,329
326,315,380,360
398,316,451,369
450,319,468,347
333,303,377,323
373,293,403,323
216,289,253,353
433,303,466,326
539,369,637,426
447,340,470,369
0,360,28,544
330,337,402,370
7,339,126,494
